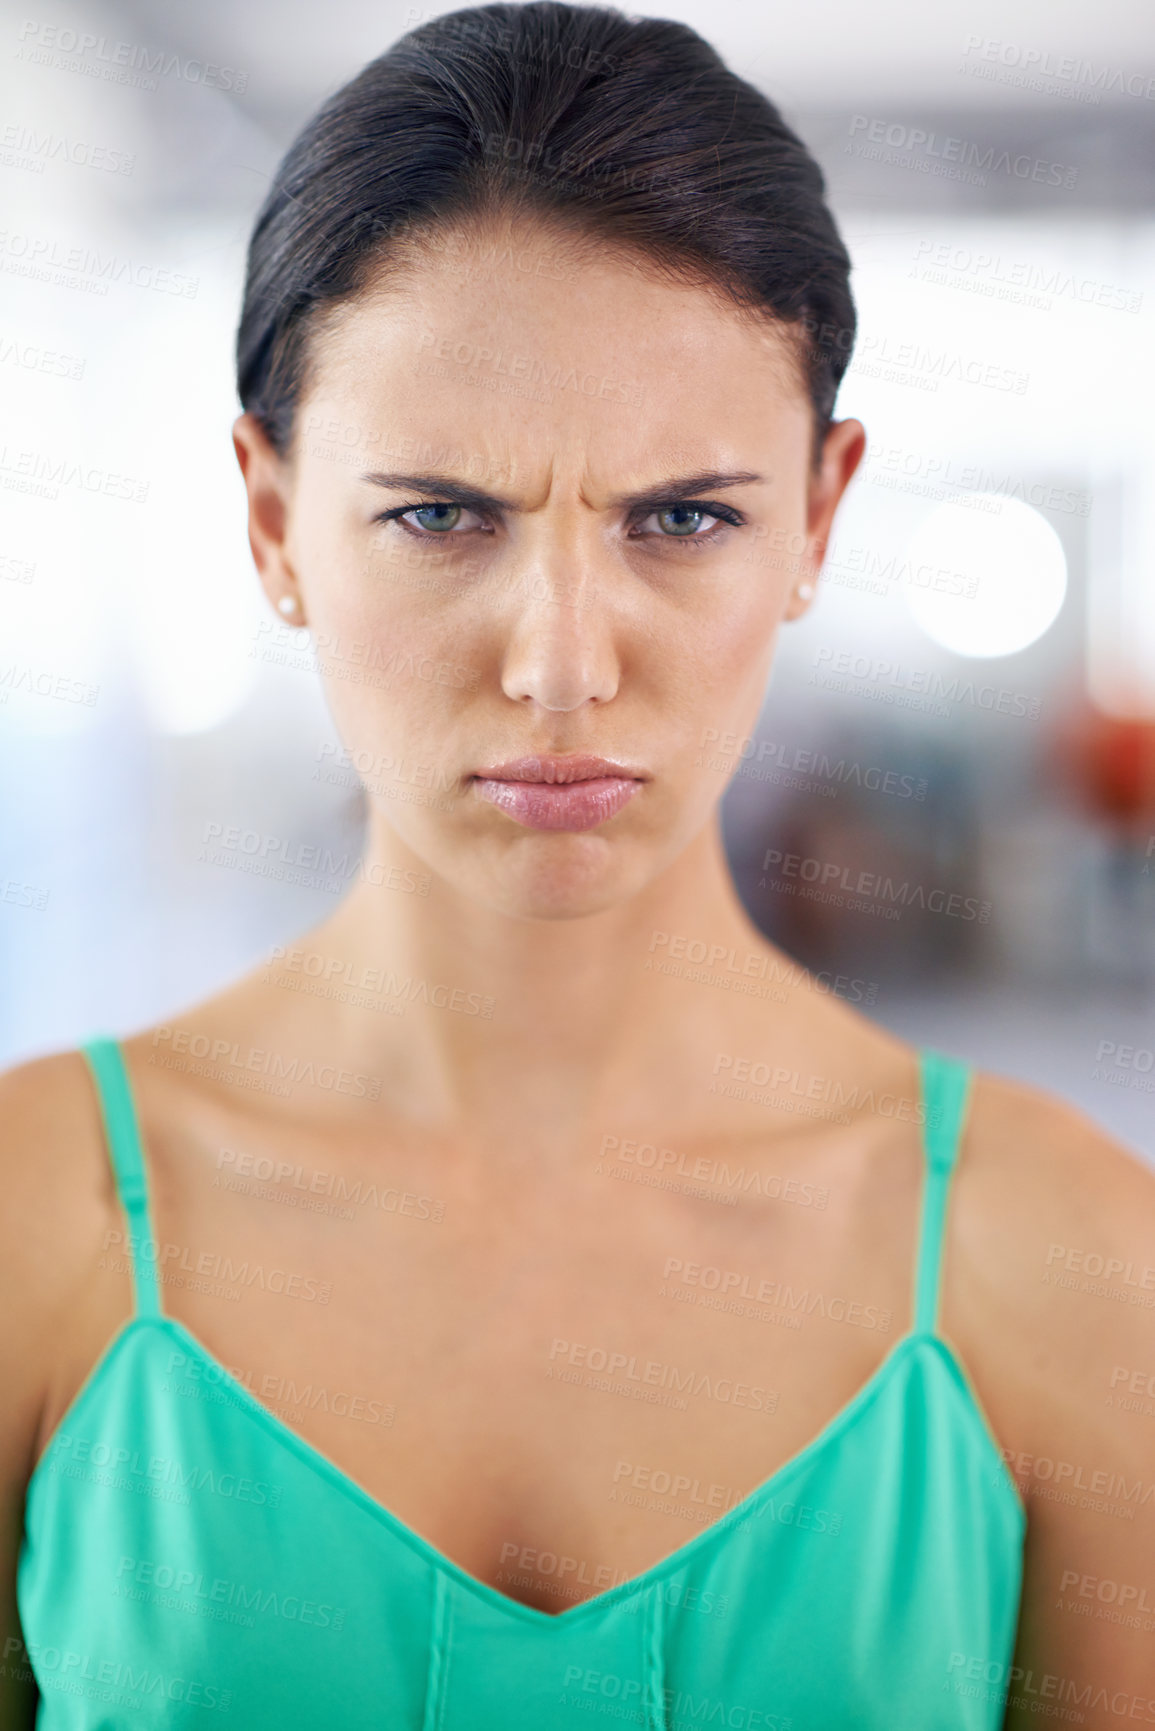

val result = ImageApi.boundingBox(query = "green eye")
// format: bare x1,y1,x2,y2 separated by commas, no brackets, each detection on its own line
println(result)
656,506,707,536
411,503,462,532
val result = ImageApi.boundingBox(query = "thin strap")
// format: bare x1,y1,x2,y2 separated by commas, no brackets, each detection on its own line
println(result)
913,1049,972,1336
80,1034,161,1318
421,1572,450,1731
644,1583,669,1731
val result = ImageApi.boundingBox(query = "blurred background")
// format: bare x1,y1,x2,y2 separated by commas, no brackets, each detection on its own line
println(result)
1,0,1153,1160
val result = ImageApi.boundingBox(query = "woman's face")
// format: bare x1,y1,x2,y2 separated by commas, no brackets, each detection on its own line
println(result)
234,216,864,920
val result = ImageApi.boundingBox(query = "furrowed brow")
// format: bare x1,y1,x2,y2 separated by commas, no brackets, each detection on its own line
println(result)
358,468,765,513
609,470,765,510
359,472,517,512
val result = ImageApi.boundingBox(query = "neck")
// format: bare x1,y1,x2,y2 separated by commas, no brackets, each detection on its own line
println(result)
274,807,817,1149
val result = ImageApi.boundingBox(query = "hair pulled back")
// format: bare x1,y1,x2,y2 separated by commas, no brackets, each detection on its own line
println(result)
236,1,856,462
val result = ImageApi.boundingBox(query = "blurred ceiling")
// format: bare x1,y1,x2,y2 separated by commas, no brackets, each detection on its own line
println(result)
101,0,1155,120
8,0,1155,214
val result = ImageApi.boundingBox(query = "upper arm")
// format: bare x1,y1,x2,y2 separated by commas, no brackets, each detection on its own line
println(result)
954,1079,1155,1728
0,1050,121,1730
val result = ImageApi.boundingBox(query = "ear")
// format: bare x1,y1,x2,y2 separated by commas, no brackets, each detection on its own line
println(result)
232,411,301,618
783,416,866,622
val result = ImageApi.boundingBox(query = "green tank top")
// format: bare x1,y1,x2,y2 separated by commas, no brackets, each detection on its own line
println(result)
16,1036,1025,1727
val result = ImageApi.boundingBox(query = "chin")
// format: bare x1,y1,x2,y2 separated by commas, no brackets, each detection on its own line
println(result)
471,834,654,922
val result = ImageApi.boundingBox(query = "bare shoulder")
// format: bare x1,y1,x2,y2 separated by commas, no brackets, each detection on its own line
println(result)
0,1044,131,1724
948,1065,1155,1402
950,1065,1155,1339
0,1045,122,1298
944,1066,1155,1718
0,1048,127,1460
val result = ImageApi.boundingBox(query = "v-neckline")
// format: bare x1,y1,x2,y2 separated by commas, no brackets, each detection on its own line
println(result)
31,1309,933,1629
47,1037,1023,1630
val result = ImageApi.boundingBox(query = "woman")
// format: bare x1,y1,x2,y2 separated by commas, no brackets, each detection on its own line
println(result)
2,4,1152,1727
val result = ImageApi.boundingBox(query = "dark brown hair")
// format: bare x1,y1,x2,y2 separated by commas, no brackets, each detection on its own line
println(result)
235,1,856,465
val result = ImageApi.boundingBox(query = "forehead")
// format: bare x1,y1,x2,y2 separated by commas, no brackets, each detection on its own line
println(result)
295,220,811,479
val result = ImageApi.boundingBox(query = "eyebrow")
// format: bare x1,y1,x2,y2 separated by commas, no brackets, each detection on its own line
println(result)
358,469,766,513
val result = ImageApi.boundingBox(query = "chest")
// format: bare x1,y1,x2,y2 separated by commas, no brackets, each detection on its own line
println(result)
83,1113,920,1611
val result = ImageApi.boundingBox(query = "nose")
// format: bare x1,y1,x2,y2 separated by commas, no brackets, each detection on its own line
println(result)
498,559,622,712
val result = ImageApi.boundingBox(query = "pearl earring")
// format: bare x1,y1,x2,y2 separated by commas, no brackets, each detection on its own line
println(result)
796,582,814,601
278,594,299,616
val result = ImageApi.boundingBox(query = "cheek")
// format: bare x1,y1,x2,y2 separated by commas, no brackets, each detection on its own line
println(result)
301,539,473,775
651,566,785,706
642,567,790,795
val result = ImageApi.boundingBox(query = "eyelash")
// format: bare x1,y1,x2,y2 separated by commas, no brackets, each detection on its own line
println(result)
373,499,746,548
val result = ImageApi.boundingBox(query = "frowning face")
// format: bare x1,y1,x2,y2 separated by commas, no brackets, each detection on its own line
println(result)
233,215,864,921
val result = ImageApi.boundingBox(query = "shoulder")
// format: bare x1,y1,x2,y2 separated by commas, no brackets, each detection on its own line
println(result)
0,1046,127,1477
947,1063,1155,1481
945,1075,1155,1708
0,1046,123,1300
955,1065,1155,1299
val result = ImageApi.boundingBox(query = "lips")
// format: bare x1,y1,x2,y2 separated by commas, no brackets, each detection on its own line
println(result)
471,755,646,831
472,755,644,785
